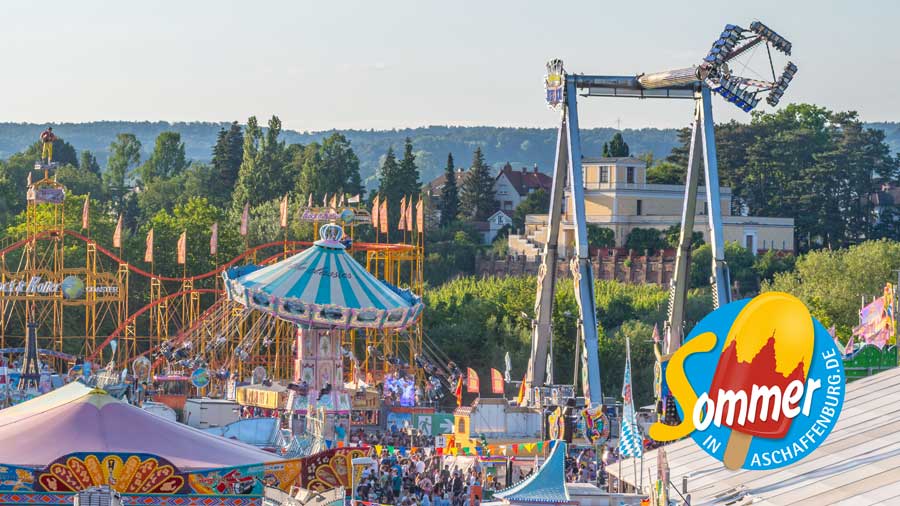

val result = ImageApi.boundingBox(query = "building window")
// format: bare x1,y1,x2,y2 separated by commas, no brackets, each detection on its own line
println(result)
599,166,609,183
745,234,754,251
504,201,513,210
636,200,642,216
626,167,635,184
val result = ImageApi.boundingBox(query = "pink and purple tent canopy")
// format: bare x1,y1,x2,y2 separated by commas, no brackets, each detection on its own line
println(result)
0,382,280,469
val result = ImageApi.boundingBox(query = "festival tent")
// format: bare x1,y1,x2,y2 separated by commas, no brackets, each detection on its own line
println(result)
608,367,900,505
0,382,281,469
223,223,423,330
488,441,574,505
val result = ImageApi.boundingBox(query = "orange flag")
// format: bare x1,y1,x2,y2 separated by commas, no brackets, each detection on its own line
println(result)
371,194,380,228
379,198,388,234
455,376,464,407
466,367,480,394
112,215,123,248
398,196,407,231
490,368,504,395
280,195,289,228
144,228,154,263
210,222,218,255
516,375,527,405
416,198,424,234
405,197,414,232
81,195,90,230
240,202,249,236
177,231,187,265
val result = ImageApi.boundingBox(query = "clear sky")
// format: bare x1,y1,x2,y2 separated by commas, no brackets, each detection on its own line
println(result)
3,0,897,131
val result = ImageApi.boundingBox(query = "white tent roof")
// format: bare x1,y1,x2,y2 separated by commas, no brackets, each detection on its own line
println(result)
609,367,900,505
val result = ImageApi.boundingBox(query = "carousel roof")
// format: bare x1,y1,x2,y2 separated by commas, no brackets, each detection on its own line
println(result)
223,223,422,329
493,441,571,504
0,382,280,470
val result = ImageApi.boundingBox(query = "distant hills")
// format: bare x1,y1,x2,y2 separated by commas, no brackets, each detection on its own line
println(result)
1,121,897,187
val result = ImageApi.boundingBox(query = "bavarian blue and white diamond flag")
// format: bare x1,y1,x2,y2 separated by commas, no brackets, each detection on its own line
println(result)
620,336,643,458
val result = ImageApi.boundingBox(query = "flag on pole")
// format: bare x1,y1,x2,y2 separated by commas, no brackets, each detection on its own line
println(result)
330,194,338,209
348,194,360,204
415,198,424,234
144,229,154,263
504,352,512,382
307,194,313,208
466,367,480,394
379,198,388,233
844,334,855,356
516,375,527,405
455,376,464,407
371,195,380,228
398,196,407,231
210,222,219,255
112,215,123,249
280,195,289,228
81,195,90,230
322,193,329,207
405,197,414,232
619,336,643,458
177,231,187,265
240,203,249,236
26,172,32,186
490,368,504,394
652,323,661,343
339,194,345,207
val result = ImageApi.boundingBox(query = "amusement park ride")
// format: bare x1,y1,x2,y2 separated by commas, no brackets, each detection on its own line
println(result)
524,21,797,412
0,163,426,404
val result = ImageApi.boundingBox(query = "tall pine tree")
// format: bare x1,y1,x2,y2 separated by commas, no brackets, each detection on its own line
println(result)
378,147,402,240
211,121,244,202
439,153,459,226
459,147,496,221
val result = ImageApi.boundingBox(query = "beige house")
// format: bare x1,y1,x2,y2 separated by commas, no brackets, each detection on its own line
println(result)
510,157,794,258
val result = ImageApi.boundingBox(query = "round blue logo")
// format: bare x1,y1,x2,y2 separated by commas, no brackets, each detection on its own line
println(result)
61,275,85,299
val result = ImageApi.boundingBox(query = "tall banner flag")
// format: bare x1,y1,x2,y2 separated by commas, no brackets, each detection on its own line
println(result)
405,197,414,232
330,193,338,209
455,376,464,407
322,193,328,207
620,336,643,458
415,198,424,234
348,194,361,204
490,368,504,394
379,198,388,234
516,375,527,405
81,195,90,230
307,193,313,208
466,367,480,394
280,195,289,228
144,228,154,263
503,352,512,382
652,323,661,343
339,194,345,207
177,231,187,265
398,196,407,231
26,172,32,187
210,222,219,255
112,215,123,248
371,195,380,228
240,202,249,236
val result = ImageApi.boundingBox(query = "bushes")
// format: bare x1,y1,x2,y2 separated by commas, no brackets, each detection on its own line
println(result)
624,228,667,253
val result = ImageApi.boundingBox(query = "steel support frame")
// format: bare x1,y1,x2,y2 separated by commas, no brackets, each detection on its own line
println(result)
665,86,731,353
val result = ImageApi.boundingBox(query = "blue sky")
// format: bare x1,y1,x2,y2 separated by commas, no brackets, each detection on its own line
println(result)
3,0,897,131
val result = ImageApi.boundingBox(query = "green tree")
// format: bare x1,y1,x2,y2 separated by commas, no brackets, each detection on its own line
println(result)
624,228,666,253
664,224,704,249
511,188,549,231
232,116,288,208
210,121,244,204
459,147,496,221
377,147,403,239
602,132,630,157
79,150,101,176
138,131,187,183
690,242,758,293
298,133,362,200
646,161,685,184
56,164,103,198
587,224,616,248
438,153,459,227
104,133,142,211
753,250,796,284
398,137,421,193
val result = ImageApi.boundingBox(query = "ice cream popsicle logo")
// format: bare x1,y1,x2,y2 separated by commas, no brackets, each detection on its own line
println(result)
649,292,845,471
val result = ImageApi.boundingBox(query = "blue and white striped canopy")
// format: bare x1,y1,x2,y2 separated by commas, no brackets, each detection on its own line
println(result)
223,226,422,330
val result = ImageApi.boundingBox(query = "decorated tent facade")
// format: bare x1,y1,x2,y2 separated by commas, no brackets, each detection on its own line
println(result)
488,441,575,505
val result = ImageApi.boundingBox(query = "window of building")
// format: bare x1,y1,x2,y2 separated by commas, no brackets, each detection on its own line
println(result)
503,201,513,210
745,234,754,251
626,167,635,184
599,166,609,183
636,200,642,216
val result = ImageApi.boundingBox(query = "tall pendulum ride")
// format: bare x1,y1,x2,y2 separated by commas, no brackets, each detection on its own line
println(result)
524,21,797,423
